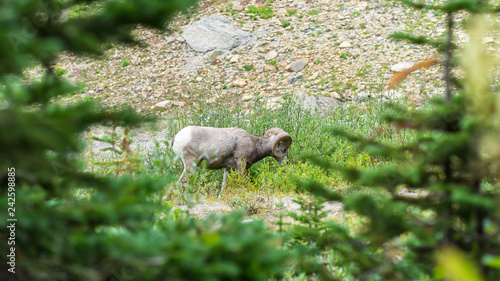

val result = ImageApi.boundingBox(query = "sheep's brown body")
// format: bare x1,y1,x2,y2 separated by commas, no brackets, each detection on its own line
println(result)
171,126,292,195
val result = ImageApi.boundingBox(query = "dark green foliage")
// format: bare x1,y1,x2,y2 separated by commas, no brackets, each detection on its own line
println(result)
297,91,500,281
400,0,497,13
0,0,290,280
292,0,500,280
154,212,289,280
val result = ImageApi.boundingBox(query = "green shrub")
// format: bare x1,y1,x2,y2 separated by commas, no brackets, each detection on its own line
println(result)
243,64,254,71
307,9,321,16
0,1,292,280
286,9,297,16
246,5,274,19
55,67,67,76
292,1,500,280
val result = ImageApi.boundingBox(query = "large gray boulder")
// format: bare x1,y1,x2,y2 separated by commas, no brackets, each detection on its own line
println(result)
181,16,254,53
264,92,341,115
298,92,341,115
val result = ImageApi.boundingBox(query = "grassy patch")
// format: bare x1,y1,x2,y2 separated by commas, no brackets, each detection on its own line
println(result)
120,59,130,67
65,1,106,19
55,67,67,76
83,94,418,203
308,9,321,16
242,64,254,71
246,5,274,19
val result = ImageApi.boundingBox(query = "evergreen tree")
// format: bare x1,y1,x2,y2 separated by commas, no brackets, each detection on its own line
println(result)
296,0,500,279
0,1,290,280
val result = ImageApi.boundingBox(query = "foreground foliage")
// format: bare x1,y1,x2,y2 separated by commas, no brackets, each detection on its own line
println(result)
291,0,500,280
2,0,500,280
0,0,290,280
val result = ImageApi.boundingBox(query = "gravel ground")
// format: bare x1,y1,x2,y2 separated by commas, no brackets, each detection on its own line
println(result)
181,196,344,226
51,0,485,114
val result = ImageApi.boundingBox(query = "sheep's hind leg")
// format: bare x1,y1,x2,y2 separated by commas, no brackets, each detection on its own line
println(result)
178,155,196,188
178,167,186,183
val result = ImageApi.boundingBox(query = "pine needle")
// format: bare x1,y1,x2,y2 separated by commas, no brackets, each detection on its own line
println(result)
387,58,440,89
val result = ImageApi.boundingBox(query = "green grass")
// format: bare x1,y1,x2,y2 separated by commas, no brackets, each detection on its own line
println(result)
286,9,297,16
83,94,418,203
65,1,106,19
308,9,321,16
340,52,351,59
120,59,130,67
242,64,254,71
55,67,67,76
246,5,275,19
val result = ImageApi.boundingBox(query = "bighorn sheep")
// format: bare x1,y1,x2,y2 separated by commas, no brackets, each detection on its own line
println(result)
171,126,292,195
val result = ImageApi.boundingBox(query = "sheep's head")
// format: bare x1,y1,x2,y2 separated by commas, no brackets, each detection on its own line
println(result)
264,128,292,165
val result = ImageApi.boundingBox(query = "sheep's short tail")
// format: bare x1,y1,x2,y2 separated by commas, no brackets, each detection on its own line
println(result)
169,136,176,148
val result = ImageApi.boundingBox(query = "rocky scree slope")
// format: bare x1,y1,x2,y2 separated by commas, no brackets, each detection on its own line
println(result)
48,0,497,116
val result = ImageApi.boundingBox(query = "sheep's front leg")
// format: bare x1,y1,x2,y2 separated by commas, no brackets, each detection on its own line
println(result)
236,158,247,174
218,168,230,198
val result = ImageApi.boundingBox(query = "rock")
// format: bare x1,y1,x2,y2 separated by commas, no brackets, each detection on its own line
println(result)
172,100,186,107
165,36,176,43
216,50,230,59
288,73,304,84
155,100,173,109
195,76,202,82
229,54,240,63
264,64,276,72
265,50,278,60
390,62,414,72
297,92,342,115
309,72,319,80
356,92,370,100
483,37,495,44
286,59,308,72
181,16,254,53
232,2,244,11
179,53,204,74
233,79,247,87
330,92,341,99
264,96,283,110
341,6,360,12
265,92,341,114
241,93,253,101
339,41,352,48
380,96,390,103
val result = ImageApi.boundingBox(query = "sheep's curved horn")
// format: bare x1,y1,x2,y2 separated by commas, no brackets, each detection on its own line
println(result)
272,132,292,158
